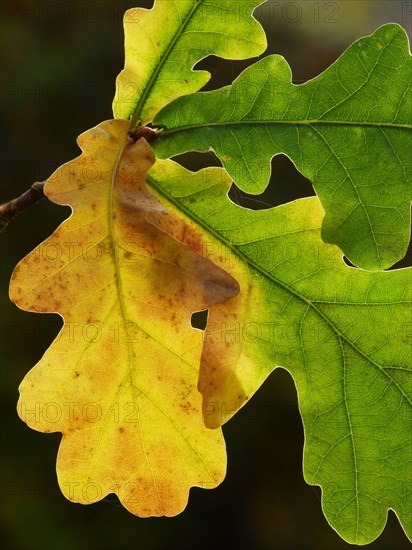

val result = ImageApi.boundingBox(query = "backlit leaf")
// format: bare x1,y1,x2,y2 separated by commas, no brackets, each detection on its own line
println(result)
153,24,412,270
8,5,411,544
10,119,239,517
147,158,412,544
113,0,267,124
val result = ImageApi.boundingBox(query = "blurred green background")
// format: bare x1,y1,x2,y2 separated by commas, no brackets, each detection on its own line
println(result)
1,1,411,549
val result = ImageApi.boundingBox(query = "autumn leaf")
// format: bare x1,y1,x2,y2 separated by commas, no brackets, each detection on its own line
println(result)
153,24,412,271
9,119,239,517
113,0,267,125
7,1,411,544
147,159,412,544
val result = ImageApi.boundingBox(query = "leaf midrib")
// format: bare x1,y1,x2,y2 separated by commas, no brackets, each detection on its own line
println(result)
130,0,203,128
108,143,134,357
158,119,412,138
147,175,412,407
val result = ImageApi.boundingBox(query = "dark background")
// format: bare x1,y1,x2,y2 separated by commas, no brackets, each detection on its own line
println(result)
1,1,411,549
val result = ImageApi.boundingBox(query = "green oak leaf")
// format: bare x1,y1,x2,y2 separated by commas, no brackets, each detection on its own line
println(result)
113,0,266,125
147,158,412,545
153,23,412,271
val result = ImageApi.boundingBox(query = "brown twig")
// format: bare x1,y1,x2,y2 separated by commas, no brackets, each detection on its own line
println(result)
0,181,46,232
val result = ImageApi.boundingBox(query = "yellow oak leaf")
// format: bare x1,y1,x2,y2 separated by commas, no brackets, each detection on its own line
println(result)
10,119,239,517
